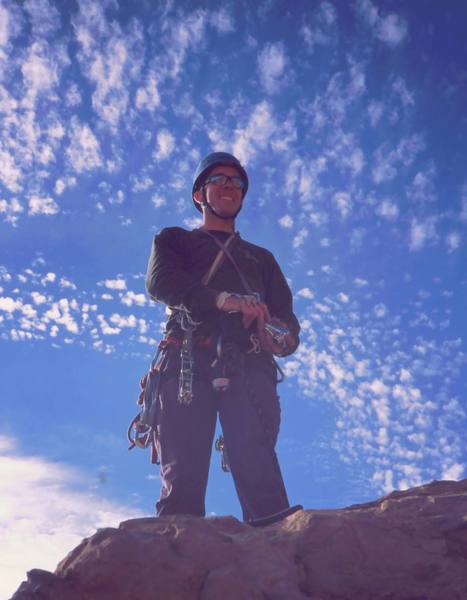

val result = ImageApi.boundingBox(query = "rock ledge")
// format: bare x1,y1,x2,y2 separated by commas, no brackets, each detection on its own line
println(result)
12,479,467,600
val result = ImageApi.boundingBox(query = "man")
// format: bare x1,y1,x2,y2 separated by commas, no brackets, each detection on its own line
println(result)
145,151,301,526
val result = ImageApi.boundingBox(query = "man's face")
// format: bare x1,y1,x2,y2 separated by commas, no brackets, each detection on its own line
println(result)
194,164,244,218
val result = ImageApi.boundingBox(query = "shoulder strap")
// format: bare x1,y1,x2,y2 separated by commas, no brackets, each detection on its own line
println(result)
200,230,254,295
201,232,237,286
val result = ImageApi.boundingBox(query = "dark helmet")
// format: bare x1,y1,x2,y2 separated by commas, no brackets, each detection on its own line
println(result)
192,152,248,213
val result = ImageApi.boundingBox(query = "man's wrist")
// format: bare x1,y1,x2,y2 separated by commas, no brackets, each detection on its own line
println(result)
216,291,231,310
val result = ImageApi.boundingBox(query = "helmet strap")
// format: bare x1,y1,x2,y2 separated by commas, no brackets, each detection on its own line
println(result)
201,187,243,220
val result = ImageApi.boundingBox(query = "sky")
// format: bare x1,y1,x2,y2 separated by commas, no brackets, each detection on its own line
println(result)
1,0,466,596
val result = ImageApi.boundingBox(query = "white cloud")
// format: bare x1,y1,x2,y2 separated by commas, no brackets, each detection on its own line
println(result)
446,232,461,253
377,13,407,47
131,175,153,193
41,272,56,285
73,1,144,129
334,192,352,218
28,195,59,216
293,228,308,249
373,303,387,318
406,167,436,203
154,129,175,161
368,100,384,126
409,218,437,251
135,73,160,112
65,82,81,106
0,434,143,599
232,101,276,164
392,77,414,107
103,278,126,290
442,463,464,481
0,197,23,225
325,130,365,176
372,135,425,184
67,117,103,173
97,314,121,335
44,299,79,334
21,41,59,105
400,369,412,382
278,214,293,228
109,313,137,328
354,277,368,287
375,199,399,220
301,1,336,51
120,291,146,307
23,0,61,37
31,291,47,305
306,61,366,131
257,42,288,94
0,296,22,313
0,148,22,192
54,176,77,195
357,0,407,47
183,215,203,229
210,8,234,33
0,5,10,47
151,193,166,209
297,287,314,299
163,10,207,79
59,277,77,290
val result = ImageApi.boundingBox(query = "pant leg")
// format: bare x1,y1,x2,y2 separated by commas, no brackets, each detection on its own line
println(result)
155,348,217,517
218,357,290,522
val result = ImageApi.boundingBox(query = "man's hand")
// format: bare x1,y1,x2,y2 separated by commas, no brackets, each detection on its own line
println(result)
218,294,295,356
258,317,296,356
219,293,271,331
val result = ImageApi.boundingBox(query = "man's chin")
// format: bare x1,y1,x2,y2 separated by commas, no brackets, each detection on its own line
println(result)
212,204,240,219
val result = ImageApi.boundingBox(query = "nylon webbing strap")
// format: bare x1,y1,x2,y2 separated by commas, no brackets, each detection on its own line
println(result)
200,230,253,295
201,232,237,286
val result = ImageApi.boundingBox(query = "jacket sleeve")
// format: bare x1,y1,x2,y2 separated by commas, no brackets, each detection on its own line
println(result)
264,253,301,356
146,228,219,319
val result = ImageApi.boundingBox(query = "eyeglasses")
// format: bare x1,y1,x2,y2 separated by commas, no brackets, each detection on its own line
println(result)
203,173,246,190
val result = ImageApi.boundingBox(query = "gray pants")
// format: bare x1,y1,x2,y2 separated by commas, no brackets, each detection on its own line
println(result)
154,344,290,522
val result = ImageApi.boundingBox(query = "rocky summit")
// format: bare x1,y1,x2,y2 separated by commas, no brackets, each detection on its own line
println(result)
11,479,467,600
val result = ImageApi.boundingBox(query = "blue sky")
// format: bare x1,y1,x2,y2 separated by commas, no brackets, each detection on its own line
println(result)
1,0,466,595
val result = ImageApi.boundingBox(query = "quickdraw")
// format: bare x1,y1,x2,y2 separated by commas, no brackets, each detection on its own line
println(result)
177,311,200,404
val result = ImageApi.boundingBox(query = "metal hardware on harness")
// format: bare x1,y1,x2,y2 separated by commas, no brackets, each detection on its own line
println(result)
211,335,231,392
212,377,230,392
127,415,152,450
179,330,195,404
178,311,200,404
264,321,290,346
215,435,230,472
127,342,167,462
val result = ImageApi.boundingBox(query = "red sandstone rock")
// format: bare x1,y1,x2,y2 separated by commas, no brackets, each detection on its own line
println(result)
11,479,467,600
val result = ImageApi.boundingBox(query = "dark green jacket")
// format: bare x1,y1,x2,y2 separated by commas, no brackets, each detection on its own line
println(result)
146,227,300,355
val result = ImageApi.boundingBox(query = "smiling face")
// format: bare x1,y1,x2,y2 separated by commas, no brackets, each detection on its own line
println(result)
193,164,244,219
